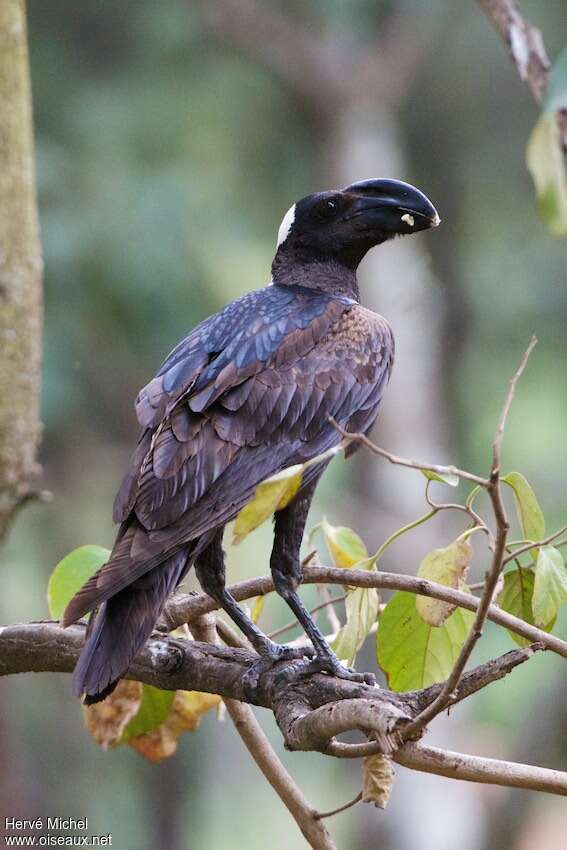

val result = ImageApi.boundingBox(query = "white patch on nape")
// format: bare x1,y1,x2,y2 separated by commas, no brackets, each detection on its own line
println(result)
276,203,296,248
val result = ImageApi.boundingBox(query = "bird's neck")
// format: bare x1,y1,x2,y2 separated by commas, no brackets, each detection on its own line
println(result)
271,255,360,301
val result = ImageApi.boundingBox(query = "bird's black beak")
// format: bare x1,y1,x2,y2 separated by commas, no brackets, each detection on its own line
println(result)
342,178,440,235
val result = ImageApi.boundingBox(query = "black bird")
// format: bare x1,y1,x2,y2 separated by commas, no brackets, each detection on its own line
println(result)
63,178,440,703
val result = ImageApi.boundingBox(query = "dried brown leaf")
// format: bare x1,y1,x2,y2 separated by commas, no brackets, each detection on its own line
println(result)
362,754,394,809
128,690,221,763
83,680,142,750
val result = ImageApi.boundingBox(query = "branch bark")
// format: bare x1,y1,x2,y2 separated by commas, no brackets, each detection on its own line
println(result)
190,612,337,850
2,620,566,797
394,742,567,796
224,699,337,850
162,565,567,661
0,0,43,539
477,0,567,149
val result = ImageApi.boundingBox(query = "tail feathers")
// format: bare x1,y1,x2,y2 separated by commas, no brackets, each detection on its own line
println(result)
61,519,174,628
72,549,189,704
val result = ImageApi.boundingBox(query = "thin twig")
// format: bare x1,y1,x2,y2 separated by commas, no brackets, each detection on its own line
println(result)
403,339,536,738
502,524,567,565
492,336,538,473
314,792,362,820
317,585,342,634
328,417,488,487
425,488,491,542
268,594,346,640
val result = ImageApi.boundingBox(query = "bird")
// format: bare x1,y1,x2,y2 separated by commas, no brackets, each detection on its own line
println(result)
62,177,440,704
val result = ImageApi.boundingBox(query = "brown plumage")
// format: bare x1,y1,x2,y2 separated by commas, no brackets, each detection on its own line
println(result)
63,178,439,703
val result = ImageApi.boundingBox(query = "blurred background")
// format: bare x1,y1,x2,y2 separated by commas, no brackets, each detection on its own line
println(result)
1,1,566,848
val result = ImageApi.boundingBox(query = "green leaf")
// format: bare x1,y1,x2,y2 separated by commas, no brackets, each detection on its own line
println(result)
533,546,567,628
121,685,175,742
498,567,555,646
416,538,473,626
376,591,474,691
526,47,567,236
332,557,379,666
421,469,459,487
232,465,303,544
48,545,110,619
502,472,545,560
321,518,369,568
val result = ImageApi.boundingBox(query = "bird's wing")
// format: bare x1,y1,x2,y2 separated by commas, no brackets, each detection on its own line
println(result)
63,295,392,624
133,283,349,430
113,284,351,522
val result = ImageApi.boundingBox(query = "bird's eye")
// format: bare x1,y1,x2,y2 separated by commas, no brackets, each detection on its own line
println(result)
319,198,338,219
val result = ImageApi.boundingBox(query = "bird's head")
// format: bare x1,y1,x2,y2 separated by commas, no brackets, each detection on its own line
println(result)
272,178,440,288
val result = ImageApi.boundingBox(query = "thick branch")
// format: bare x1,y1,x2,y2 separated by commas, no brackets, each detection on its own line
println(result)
2,621,565,794
0,0,44,538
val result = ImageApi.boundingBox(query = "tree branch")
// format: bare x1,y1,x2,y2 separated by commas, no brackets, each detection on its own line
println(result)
394,742,567,796
0,622,567,796
187,613,336,850
224,699,337,850
163,565,567,661
477,0,567,149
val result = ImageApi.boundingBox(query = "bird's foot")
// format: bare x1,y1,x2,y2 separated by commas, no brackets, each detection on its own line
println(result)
241,642,313,702
273,650,376,690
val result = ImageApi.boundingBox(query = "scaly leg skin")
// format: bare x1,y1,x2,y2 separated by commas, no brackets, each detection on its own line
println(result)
194,529,312,700
270,473,376,689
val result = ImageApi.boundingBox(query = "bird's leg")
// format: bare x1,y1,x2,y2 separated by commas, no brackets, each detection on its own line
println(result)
194,530,308,695
271,477,376,686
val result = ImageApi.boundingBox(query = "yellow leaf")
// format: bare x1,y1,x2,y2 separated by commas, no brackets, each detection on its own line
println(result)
128,690,220,763
83,680,142,750
526,111,567,236
321,518,369,568
416,538,472,626
232,465,303,545
251,595,266,623
362,754,394,809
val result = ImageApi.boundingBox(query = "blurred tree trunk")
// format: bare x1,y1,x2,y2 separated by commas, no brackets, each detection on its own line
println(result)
326,106,449,535
0,0,43,539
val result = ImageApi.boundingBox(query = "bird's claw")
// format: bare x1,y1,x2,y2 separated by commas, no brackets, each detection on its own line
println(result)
241,643,312,702
273,653,376,689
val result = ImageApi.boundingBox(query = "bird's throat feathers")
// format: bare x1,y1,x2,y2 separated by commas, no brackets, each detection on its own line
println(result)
271,254,360,301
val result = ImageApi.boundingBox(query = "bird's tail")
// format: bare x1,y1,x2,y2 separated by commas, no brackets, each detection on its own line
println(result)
72,548,189,705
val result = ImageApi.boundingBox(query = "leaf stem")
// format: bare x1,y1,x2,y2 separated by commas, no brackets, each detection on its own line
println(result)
373,509,437,564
